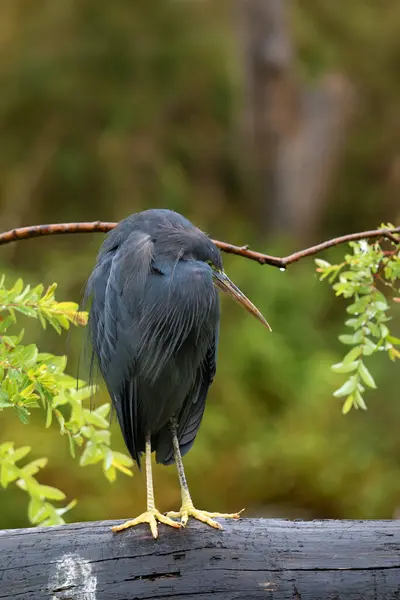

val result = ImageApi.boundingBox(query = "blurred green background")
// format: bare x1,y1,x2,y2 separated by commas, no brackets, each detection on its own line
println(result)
1,0,399,528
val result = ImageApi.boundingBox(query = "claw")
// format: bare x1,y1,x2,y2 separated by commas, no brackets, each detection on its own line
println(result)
112,509,181,539
166,506,244,530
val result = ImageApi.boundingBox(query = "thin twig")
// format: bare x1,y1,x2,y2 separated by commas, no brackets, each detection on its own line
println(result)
0,222,398,269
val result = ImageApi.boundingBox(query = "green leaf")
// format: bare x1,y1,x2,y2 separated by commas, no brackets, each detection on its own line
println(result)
32,283,44,297
104,465,116,483
68,434,76,458
362,338,376,356
114,461,133,477
18,475,41,496
373,291,389,310
2,335,16,348
95,403,111,419
375,301,388,311
49,317,62,335
11,278,24,294
28,497,45,524
380,324,389,338
81,426,92,439
347,297,370,315
333,377,357,398
11,446,31,462
339,330,363,345
0,392,12,407
15,405,30,424
21,458,48,477
20,383,36,399
388,347,400,361
20,345,38,368
1,463,20,487
0,464,8,488
338,334,358,345
368,322,381,338
30,504,51,525
39,354,67,372
92,430,111,444
103,448,114,471
69,386,92,403
0,442,14,454
342,395,354,415
83,410,109,429
38,310,47,329
315,259,332,269
112,451,134,467
354,389,367,410
80,442,104,466
331,361,359,373
37,485,66,501
358,362,377,389
42,283,57,301
342,346,362,364
56,498,77,517
45,401,53,428
345,318,362,329
1,464,9,488
55,301,80,313
55,314,70,330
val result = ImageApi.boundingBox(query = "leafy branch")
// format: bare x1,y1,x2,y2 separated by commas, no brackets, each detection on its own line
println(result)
0,276,133,526
316,230,400,413
0,442,76,526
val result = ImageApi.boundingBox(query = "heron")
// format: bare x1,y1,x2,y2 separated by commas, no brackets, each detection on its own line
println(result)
86,209,270,538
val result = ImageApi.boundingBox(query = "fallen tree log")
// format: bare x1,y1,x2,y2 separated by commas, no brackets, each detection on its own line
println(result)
0,518,399,599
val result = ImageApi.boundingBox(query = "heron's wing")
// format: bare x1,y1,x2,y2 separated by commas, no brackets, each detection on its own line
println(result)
85,229,154,466
157,331,218,465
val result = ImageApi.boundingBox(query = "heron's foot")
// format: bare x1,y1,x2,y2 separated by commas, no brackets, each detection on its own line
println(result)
166,504,244,530
112,509,181,539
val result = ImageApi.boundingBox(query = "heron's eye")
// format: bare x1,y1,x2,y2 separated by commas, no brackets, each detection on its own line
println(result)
206,260,222,273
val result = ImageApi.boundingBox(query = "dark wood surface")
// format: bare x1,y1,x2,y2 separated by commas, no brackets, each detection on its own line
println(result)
0,518,399,599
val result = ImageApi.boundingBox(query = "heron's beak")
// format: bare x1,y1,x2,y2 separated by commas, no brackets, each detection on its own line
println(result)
213,271,271,331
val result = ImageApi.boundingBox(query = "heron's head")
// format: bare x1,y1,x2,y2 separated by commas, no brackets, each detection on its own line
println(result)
134,209,271,331
161,217,271,331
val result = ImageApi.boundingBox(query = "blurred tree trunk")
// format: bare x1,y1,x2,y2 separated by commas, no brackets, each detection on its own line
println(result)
236,0,355,241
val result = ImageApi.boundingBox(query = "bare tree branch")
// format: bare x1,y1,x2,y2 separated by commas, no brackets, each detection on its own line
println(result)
0,221,398,269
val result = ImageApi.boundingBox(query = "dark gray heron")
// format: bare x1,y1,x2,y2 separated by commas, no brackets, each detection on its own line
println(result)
86,209,270,537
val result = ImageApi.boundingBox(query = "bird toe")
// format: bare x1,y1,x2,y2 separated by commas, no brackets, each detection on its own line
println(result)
167,505,243,530
112,509,181,538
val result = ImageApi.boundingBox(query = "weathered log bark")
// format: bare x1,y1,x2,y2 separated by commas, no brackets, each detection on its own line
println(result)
0,518,399,599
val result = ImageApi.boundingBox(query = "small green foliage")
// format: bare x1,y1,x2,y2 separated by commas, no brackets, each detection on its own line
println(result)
316,229,400,413
0,441,76,526
0,276,133,526
53,393,134,482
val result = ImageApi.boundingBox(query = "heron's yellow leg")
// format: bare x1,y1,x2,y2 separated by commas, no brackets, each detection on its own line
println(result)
166,422,244,529
112,435,181,538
